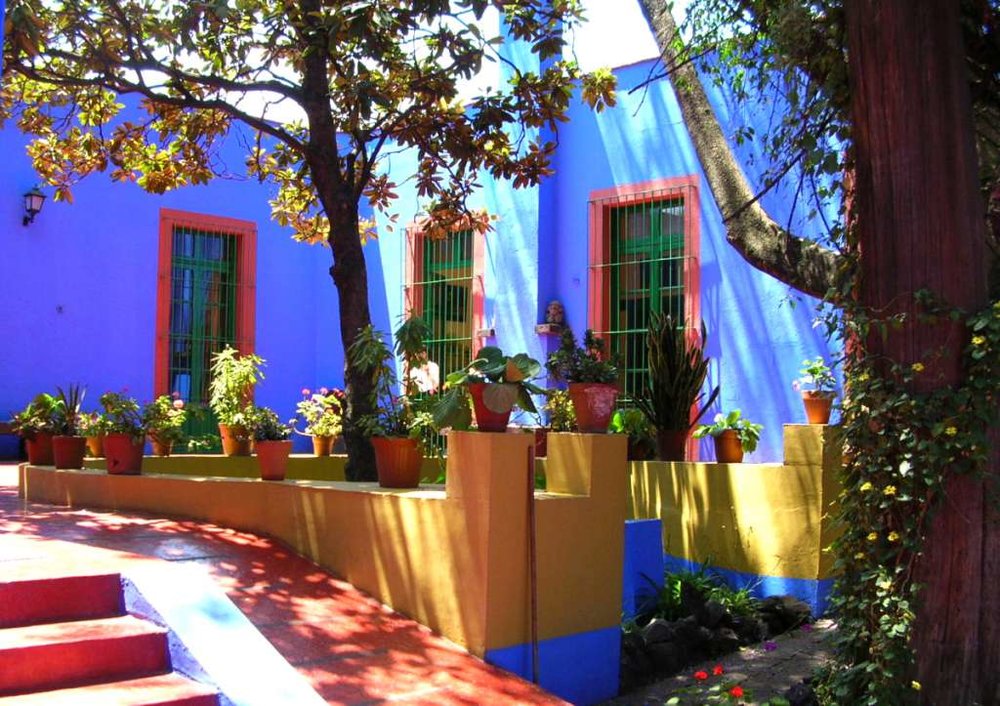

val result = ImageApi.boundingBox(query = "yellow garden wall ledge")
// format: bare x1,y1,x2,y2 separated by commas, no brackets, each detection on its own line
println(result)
626,424,842,614
19,431,629,706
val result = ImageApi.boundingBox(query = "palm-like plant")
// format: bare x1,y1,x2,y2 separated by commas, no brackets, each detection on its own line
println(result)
635,313,719,434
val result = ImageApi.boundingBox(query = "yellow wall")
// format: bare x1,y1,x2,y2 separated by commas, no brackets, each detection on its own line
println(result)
20,431,627,657
627,424,841,581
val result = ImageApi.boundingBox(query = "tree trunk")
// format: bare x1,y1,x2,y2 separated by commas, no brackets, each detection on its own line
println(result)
845,1,997,703
636,0,843,299
327,199,377,482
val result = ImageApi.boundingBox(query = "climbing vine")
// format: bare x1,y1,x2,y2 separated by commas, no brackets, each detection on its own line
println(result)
816,297,1000,705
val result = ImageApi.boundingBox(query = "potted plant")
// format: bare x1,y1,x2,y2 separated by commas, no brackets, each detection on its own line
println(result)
545,328,619,432
52,384,87,469
294,387,343,456
142,393,187,456
693,410,763,463
610,408,656,461
78,411,109,458
434,346,546,433
209,346,265,456
10,393,61,465
535,389,576,456
635,313,720,461
252,407,293,481
351,322,439,488
100,391,145,474
793,356,837,424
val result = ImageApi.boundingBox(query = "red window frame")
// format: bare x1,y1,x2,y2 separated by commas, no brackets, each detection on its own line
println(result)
154,208,257,397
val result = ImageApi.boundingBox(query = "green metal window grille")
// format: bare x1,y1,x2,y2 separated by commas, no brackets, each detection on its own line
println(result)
597,197,688,405
168,226,240,440
414,229,475,379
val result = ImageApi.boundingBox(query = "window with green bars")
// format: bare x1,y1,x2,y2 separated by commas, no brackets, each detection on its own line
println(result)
592,194,692,405
168,226,241,441
410,229,476,379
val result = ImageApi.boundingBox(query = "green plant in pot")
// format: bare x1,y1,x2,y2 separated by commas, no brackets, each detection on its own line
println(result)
142,394,187,457
793,356,838,425
251,406,293,481
351,319,440,488
545,328,619,433
10,393,62,465
610,408,656,460
434,346,546,433
209,346,265,456
693,410,763,464
100,391,145,474
635,313,720,461
78,411,110,458
294,388,343,456
52,384,88,469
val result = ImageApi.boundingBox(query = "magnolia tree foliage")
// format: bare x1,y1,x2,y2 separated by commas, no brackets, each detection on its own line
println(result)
1,0,617,479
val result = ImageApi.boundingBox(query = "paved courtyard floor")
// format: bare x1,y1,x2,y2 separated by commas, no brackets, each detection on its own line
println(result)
0,464,566,706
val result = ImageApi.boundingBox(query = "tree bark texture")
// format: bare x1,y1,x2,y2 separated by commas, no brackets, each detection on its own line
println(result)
845,1,997,703
637,0,843,299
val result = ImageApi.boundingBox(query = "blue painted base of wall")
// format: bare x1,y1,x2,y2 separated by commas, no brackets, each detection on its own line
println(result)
622,519,664,620
662,555,835,617
0,435,20,460
485,626,621,705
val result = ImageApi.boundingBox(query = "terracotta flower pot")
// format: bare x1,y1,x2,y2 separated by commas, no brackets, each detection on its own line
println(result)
312,435,336,457
25,432,54,466
85,435,105,458
372,436,423,488
219,423,252,456
468,383,513,433
149,435,173,457
567,382,618,433
713,430,744,463
656,429,689,461
257,440,292,481
802,391,835,425
104,433,144,475
52,436,87,469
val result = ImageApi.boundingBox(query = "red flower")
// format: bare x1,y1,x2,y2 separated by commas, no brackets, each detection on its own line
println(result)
712,664,724,676
729,685,744,698
693,670,709,681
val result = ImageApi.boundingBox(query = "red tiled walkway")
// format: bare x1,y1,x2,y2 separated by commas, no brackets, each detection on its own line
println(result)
0,466,567,705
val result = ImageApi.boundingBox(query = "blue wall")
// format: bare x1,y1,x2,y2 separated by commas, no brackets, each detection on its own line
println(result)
0,117,373,444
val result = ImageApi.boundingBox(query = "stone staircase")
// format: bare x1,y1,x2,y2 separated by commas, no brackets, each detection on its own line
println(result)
0,571,218,705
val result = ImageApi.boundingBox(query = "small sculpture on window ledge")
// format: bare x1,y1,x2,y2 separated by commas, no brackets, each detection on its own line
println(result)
545,300,565,326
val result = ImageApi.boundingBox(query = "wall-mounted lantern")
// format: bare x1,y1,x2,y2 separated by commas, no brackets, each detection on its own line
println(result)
23,186,46,226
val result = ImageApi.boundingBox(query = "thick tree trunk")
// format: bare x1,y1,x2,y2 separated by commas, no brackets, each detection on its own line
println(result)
637,0,843,299
327,199,377,482
845,1,997,703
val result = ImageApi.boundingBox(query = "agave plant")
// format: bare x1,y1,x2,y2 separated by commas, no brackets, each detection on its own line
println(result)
635,313,719,433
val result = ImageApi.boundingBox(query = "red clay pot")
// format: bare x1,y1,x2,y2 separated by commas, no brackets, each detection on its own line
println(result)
713,430,744,463
568,383,618,433
312,435,335,457
372,437,423,489
802,391,835,425
53,436,87,469
85,435,105,458
656,429,689,461
149,435,173,457
25,432,54,465
219,424,252,456
257,440,292,481
104,433,144,475
468,383,513,433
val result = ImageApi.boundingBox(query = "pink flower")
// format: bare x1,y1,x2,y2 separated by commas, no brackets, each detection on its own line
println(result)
320,387,329,395
729,685,744,698
693,670,709,681
301,388,311,396
172,399,185,410
171,390,181,399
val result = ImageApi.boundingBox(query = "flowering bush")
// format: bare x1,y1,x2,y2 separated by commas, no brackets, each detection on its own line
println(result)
9,393,62,438
294,387,344,437
100,391,144,438
142,393,188,444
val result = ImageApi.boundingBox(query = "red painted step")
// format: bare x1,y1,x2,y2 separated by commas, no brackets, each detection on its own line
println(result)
0,572,123,628
0,615,169,696
0,672,219,706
